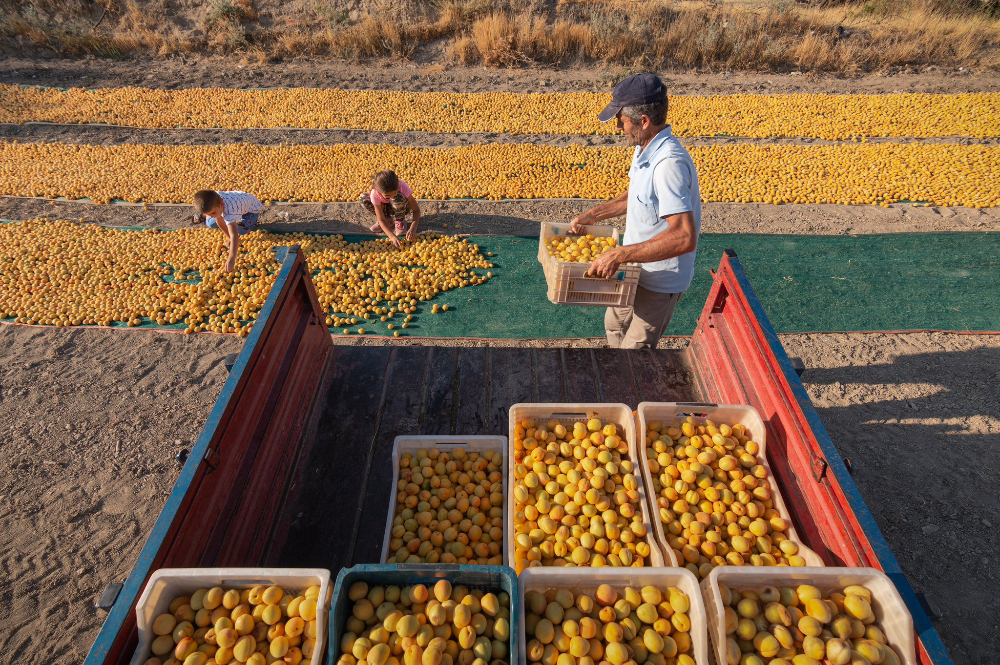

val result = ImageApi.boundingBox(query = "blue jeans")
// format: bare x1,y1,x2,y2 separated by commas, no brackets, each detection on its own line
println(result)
206,212,260,236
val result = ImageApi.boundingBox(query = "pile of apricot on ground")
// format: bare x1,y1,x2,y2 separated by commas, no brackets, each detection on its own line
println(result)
0,219,492,335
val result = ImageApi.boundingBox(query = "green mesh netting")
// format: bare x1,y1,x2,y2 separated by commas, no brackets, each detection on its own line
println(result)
2,221,998,336
386,232,1000,338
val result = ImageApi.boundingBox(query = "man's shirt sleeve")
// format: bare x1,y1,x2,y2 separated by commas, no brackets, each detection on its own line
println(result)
652,159,694,219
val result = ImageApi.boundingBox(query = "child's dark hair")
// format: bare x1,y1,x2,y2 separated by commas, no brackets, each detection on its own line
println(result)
193,190,223,214
373,170,399,195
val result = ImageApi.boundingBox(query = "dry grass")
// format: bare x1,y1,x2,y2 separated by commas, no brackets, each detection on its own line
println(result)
0,0,197,58
470,12,521,66
0,0,998,71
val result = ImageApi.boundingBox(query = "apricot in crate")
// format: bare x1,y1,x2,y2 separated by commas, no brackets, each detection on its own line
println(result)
512,416,654,572
386,447,504,565
524,584,698,665
334,581,512,665
644,416,811,579
718,581,904,665
141,582,320,665
545,234,617,263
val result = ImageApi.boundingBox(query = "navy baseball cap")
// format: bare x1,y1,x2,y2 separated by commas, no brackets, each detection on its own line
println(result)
598,73,667,123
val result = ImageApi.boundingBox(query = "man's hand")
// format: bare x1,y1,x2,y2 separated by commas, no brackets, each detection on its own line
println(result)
587,247,624,280
224,255,236,273
569,214,590,235
569,191,627,234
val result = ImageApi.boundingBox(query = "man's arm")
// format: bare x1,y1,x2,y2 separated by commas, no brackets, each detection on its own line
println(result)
588,211,697,279
569,191,628,234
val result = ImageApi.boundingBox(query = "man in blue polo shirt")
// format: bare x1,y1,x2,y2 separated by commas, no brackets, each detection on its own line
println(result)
570,73,701,350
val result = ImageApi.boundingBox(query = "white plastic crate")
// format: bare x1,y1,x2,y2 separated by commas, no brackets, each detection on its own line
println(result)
518,567,710,665
380,435,509,565
507,403,665,572
635,402,824,570
701,566,916,665
130,567,331,665
538,222,640,307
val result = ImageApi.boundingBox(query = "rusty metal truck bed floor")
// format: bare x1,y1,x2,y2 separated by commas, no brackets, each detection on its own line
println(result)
272,345,696,573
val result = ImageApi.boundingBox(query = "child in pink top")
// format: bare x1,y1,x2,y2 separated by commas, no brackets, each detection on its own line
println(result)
358,170,421,248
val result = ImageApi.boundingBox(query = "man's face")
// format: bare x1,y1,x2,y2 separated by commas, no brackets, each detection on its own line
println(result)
617,112,655,147
206,203,224,218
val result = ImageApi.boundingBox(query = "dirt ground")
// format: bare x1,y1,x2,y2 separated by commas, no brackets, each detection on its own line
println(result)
0,326,997,663
782,332,1000,664
4,197,1000,236
3,57,999,95
0,325,242,663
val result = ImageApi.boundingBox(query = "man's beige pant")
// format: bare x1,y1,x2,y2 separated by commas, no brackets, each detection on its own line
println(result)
605,287,683,350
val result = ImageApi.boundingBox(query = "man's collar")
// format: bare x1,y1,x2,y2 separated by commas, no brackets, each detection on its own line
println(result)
635,125,674,165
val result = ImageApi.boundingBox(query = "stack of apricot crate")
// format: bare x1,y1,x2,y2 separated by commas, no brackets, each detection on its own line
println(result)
505,402,915,665
129,403,915,665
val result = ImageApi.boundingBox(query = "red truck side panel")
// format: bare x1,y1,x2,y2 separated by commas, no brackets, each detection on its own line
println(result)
688,250,951,665
85,246,333,665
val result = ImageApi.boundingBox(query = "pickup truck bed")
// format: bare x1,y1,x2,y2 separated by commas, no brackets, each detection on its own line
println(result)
85,246,953,665
274,344,695,573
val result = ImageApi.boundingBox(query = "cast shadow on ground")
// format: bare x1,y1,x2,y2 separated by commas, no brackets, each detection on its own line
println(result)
802,345,1000,446
798,344,1000,664
269,211,540,237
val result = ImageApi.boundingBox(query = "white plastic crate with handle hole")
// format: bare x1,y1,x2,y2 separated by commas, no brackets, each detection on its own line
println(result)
130,567,331,665
635,402,824,572
701,566,915,665
518,567,710,665
508,403,665,573
380,435,509,566
538,222,640,307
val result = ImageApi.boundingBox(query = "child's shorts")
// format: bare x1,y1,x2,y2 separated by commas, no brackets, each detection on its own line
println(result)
359,192,410,220
206,212,260,236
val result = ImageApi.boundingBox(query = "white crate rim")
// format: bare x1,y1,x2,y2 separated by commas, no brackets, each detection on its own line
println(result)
539,226,641,281
538,222,640,307
131,567,331,665
635,402,824,571
517,567,710,665
507,403,665,572
380,435,509,565
701,566,916,665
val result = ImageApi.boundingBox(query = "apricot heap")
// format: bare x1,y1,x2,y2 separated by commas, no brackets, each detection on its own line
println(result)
0,220,492,335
